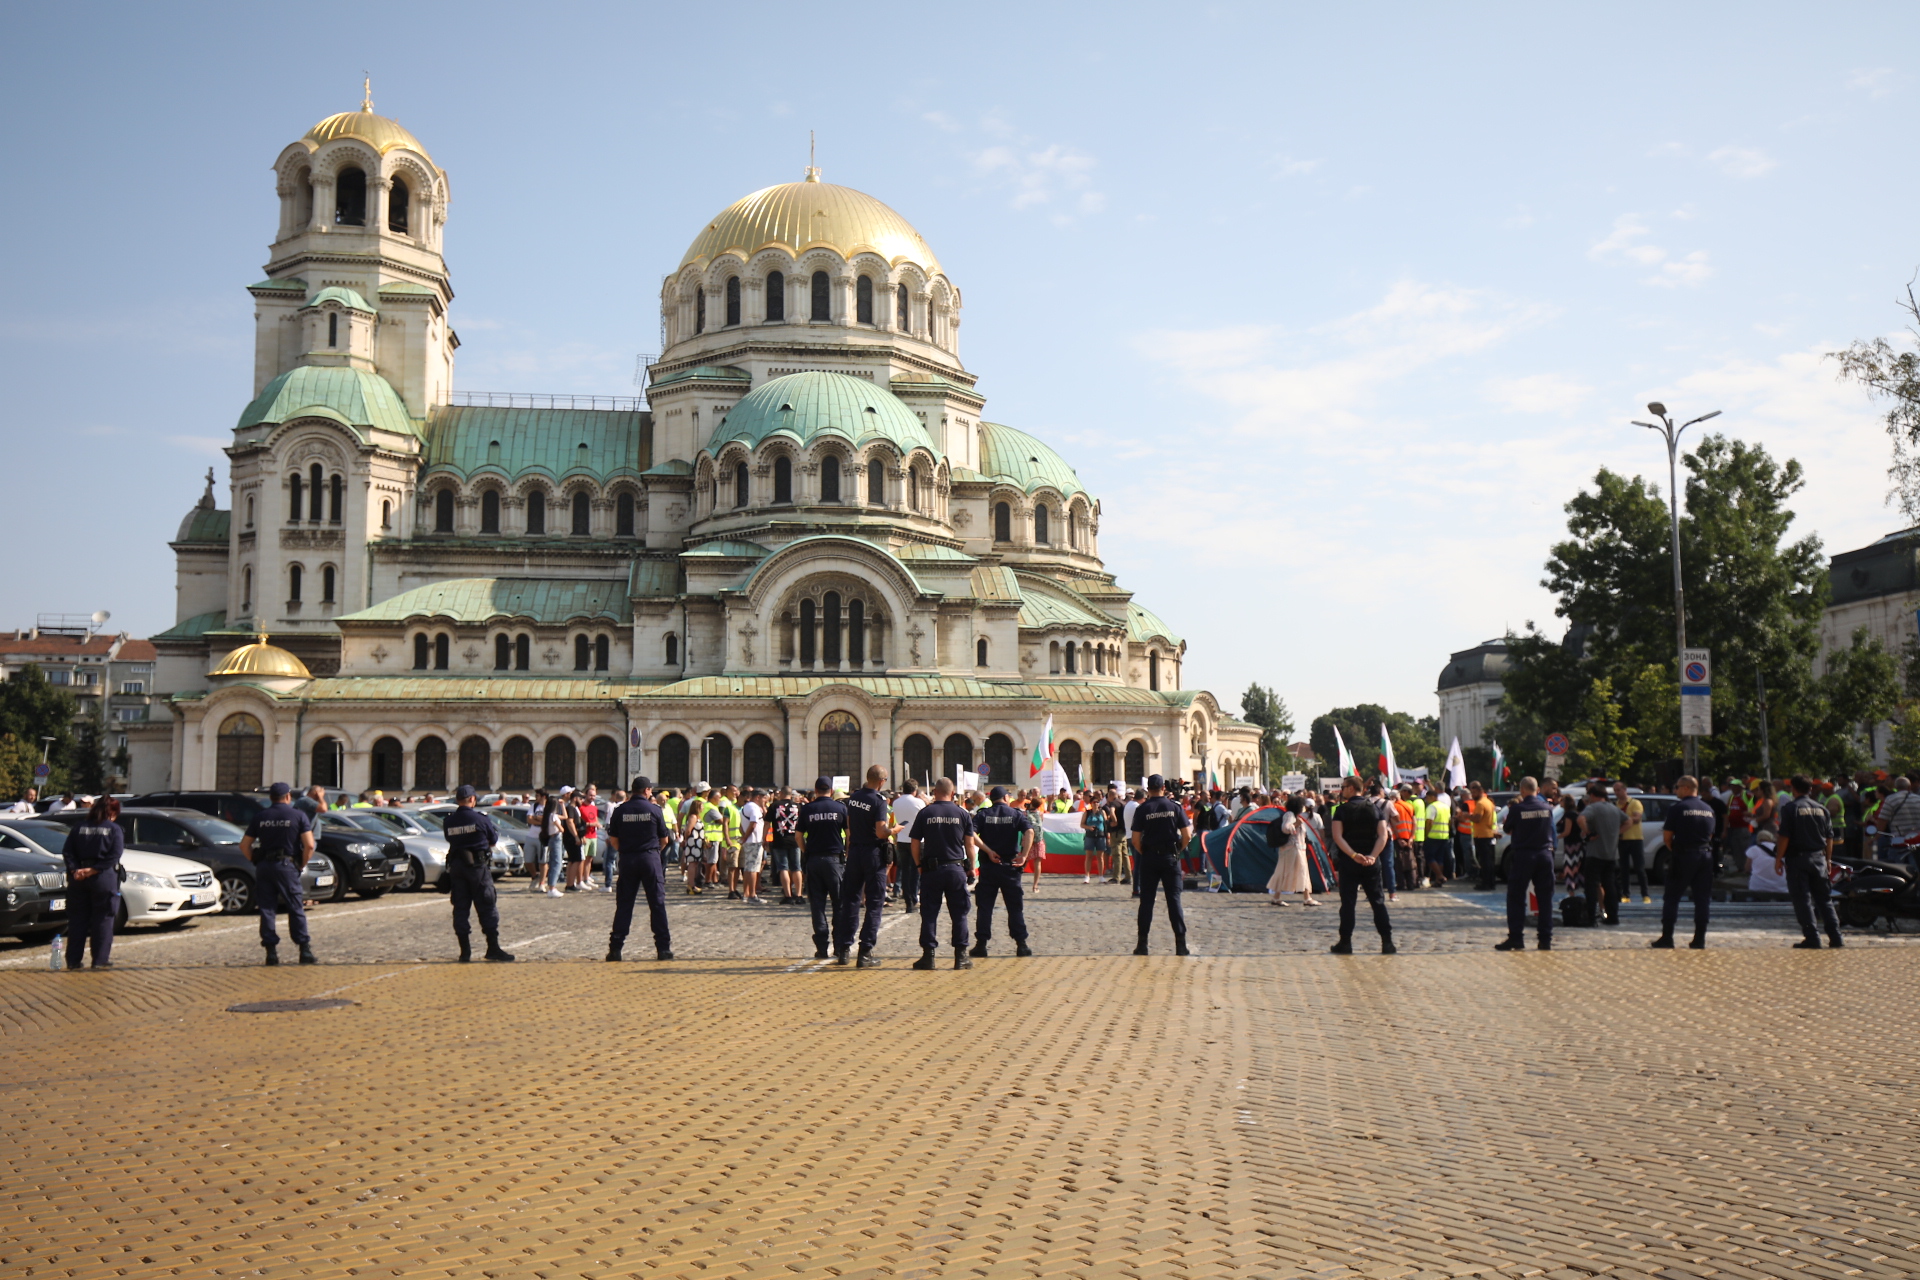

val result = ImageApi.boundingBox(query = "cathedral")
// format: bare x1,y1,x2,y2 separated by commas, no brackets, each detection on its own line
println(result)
134,97,1261,796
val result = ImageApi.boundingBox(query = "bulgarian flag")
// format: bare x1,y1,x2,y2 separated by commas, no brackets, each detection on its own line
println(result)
1491,740,1510,785
1378,723,1399,787
1029,715,1056,780
1332,725,1356,778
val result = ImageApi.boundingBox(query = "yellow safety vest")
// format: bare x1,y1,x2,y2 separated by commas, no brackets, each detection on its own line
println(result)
1426,797,1451,841
1407,798,1425,841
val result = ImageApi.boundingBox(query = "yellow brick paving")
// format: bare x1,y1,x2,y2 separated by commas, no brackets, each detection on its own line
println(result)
3,950,1917,1279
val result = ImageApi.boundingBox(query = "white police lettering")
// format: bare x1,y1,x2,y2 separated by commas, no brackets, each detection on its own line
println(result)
258,818,295,829
982,815,1016,825
447,821,477,837
808,813,841,823
921,815,962,825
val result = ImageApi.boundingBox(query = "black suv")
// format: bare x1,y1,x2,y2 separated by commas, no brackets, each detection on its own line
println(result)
128,791,274,827
306,813,410,901
0,844,67,939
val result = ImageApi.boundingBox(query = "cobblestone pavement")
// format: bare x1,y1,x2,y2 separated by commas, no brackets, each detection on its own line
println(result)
3,875,1915,968
3,894,1918,1279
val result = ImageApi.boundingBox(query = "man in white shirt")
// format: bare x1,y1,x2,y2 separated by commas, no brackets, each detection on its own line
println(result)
1874,776,1920,868
6,788,37,813
1745,829,1789,896
891,781,927,912
737,790,766,904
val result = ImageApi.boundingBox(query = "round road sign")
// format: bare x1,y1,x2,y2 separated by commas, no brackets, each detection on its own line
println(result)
32,763,50,780
1543,732,1571,756
1684,661,1707,683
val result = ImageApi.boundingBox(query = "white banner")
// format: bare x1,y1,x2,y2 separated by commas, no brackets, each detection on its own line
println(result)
1280,773,1308,792
1034,762,1072,796
1040,812,1084,834
957,770,981,793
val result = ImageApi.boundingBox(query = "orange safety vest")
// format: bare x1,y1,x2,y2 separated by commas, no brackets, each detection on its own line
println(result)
1390,799,1415,842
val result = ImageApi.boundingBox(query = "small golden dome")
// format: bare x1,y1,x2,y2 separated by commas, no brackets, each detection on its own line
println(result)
682,176,941,276
209,635,311,680
304,108,432,162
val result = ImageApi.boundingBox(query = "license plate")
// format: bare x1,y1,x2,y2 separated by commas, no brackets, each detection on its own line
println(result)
316,876,335,887
190,891,214,905
49,898,65,912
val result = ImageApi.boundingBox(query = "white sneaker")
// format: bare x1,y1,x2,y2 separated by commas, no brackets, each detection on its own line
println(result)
547,888,563,898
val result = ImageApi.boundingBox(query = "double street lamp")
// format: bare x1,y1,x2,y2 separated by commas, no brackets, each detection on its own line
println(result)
1631,401,1721,778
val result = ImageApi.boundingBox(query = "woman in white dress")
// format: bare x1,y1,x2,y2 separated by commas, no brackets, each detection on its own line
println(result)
1267,795,1317,905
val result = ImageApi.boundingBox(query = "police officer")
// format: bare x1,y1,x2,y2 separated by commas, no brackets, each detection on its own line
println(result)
1130,774,1192,956
908,776,977,969
971,785,1035,958
835,765,894,967
799,777,849,960
1654,774,1717,950
1497,776,1555,952
1329,775,1394,954
442,784,514,962
1776,774,1844,949
63,796,125,969
606,775,673,962
239,782,317,966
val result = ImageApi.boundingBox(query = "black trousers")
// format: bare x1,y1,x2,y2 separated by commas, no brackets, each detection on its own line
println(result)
256,859,310,947
609,848,670,951
1473,837,1496,887
834,847,888,952
805,854,844,946
446,859,499,940
1135,851,1187,942
1784,854,1841,941
974,861,1028,943
918,861,971,950
65,870,118,968
1506,848,1554,945
1618,838,1650,898
1585,857,1619,923
895,843,919,907
1661,847,1714,938
1333,851,1391,943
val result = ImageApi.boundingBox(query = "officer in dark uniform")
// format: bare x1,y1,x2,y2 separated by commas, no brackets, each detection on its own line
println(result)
1777,774,1844,949
63,796,125,969
908,776,976,969
442,784,513,962
835,765,894,967
971,785,1035,958
798,777,849,960
1654,775,1717,949
1328,775,1394,954
606,775,673,962
240,782,317,966
1497,776,1556,952
1130,774,1192,956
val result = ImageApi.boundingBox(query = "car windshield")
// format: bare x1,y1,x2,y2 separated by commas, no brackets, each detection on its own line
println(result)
355,810,423,835
1,821,70,854
180,816,248,844
491,810,530,830
407,810,446,831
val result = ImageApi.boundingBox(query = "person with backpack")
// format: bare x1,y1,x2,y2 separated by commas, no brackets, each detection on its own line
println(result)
769,787,803,904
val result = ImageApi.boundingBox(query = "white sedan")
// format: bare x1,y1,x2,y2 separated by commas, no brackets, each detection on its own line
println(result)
0,820,223,929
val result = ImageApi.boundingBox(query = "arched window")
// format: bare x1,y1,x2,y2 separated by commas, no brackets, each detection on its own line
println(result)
245,495,254,529
856,276,873,324
994,501,1011,542
414,634,430,670
735,462,749,508
1094,646,1105,675
414,736,447,791
1148,650,1160,691
574,635,590,671
976,637,989,667
369,736,403,790
288,474,303,522
310,737,341,789
480,490,500,533
545,737,576,789
867,458,884,505
526,489,546,534
334,167,366,225
943,734,972,782
799,599,816,667
380,499,392,530
1034,504,1050,545
822,592,842,665
820,455,840,503
984,733,1014,787
309,464,323,521
388,178,409,233
587,736,620,788
288,564,302,603
1049,641,1061,674
1125,739,1146,785
897,283,910,329
216,713,264,790
1093,739,1115,785
819,711,860,781
1064,640,1076,674
766,271,785,321
701,733,733,787
570,491,590,535
328,313,339,348
242,566,252,611
514,634,530,671
658,733,690,788
1058,739,1083,787
458,736,491,789
616,491,635,536
434,488,454,533
665,633,678,665
773,456,793,504
848,598,865,665
594,635,609,670
743,733,775,788
694,286,705,334
321,565,335,604
494,635,510,670
329,474,343,523
810,270,830,321
725,276,741,326
433,634,449,670
502,736,533,790
903,734,933,786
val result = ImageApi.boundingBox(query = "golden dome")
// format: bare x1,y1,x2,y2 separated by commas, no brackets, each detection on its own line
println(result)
304,108,432,162
209,635,311,680
682,174,941,276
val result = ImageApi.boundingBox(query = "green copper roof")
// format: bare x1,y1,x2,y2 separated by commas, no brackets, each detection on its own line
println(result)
1017,575,1118,630
643,459,694,476
1127,602,1182,646
247,277,306,294
238,366,418,440
424,406,649,482
308,286,375,312
300,677,651,702
376,282,437,297
968,565,1021,604
711,372,938,458
894,542,975,562
174,506,230,545
651,364,750,389
978,421,1085,497
340,578,630,625
643,674,1039,701
151,609,227,642
1040,684,1191,707
682,539,771,558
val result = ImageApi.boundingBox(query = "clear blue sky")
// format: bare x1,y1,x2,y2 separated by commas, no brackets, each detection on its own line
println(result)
3,2,1915,734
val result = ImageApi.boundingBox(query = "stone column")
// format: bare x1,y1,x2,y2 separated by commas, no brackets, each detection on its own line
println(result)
838,617,850,673
368,177,389,232
791,617,802,670
311,178,335,232
834,274,853,325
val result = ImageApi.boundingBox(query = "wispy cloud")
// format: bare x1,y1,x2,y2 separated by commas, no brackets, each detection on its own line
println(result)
1589,214,1712,288
1847,67,1895,99
1707,145,1777,178
972,142,1100,215
1484,373,1593,414
1648,250,1713,288
167,435,228,457
1271,155,1321,179
921,111,960,133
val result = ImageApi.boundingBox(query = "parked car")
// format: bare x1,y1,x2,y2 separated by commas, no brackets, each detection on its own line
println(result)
308,814,411,901
1492,792,1678,882
44,807,342,913
128,790,274,827
326,807,453,890
0,844,66,938
412,805,526,876
0,819,222,930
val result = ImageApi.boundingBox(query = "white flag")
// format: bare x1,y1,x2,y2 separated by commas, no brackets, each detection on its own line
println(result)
1445,736,1467,791
1332,725,1355,778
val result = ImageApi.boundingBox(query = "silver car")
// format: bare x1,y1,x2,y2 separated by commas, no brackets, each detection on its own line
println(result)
406,807,520,878
328,808,454,890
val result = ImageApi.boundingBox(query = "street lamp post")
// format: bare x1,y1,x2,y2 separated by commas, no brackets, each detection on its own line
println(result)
1631,401,1721,779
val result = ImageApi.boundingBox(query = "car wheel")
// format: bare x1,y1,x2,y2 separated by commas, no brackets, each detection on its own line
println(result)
399,858,424,892
218,871,253,915
1839,899,1881,929
115,900,129,932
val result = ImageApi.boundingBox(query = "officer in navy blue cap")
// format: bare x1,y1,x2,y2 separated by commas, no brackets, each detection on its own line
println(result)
1653,775,1718,950
970,785,1035,958
798,776,849,960
835,764,894,967
606,775,673,962
63,795,126,969
1129,774,1192,956
908,776,978,970
241,782,317,966
442,784,513,962
1497,776,1555,952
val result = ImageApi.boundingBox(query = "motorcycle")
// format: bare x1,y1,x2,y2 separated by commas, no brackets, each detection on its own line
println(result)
1835,854,1920,930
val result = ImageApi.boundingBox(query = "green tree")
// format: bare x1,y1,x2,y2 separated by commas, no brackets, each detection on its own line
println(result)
1887,704,1920,778
69,720,107,794
0,666,77,793
0,734,35,799
1310,705,1442,779
1624,663,1680,778
1238,683,1295,781
1831,280,1920,521
1570,676,1635,780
